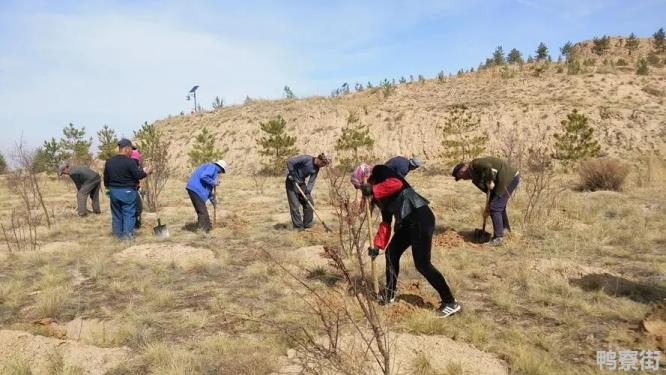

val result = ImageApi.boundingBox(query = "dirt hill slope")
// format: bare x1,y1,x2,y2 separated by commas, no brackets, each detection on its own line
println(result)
156,37,666,174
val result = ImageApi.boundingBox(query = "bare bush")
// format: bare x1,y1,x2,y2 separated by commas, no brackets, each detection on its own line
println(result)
1,208,40,252
251,173,268,194
522,146,563,225
497,126,527,171
134,122,172,212
577,158,629,191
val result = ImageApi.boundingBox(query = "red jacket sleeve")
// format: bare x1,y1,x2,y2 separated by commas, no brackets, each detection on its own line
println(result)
372,178,403,199
373,222,391,250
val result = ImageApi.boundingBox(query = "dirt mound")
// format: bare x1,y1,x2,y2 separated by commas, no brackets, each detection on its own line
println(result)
433,230,482,248
642,300,666,350
0,330,129,374
288,245,331,270
113,242,215,269
532,258,613,281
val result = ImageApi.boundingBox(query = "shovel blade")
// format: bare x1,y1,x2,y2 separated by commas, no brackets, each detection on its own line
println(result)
153,225,169,238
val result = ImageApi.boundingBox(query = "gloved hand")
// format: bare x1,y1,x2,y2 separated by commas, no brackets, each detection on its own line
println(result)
304,187,312,195
368,246,380,258
360,183,373,197
297,181,307,193
487,181,495,191
287,174,296,181
210,195,218,207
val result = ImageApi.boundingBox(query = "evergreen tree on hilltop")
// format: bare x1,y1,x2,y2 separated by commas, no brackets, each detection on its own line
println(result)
256,115,297,175
188,127,226,167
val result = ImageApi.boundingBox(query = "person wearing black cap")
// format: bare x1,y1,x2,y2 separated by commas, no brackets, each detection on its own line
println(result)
452,157,520,246
285,153,331,230
359,164,460,318
385,156,422,178
103,138,151,239
58,162,101,217
185,159,227,232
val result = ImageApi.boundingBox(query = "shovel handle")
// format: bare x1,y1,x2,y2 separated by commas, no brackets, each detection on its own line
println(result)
293,182,331,232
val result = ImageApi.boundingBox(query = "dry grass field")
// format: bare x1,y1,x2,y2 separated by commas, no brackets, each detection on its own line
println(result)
1,156,665,374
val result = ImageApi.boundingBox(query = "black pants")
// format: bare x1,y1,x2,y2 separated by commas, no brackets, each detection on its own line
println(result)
285,179,313,228
489,174,520,238
135,192,143,228
187,189,211,232
76,177,101,216
385,206,455,304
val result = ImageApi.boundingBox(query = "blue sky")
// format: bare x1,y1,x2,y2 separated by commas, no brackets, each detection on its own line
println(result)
0,0,664,154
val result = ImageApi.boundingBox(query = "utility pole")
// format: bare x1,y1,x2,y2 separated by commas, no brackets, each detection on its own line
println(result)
186,85,199,113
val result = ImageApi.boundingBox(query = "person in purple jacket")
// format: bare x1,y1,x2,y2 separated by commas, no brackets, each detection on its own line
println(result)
186,160,227,232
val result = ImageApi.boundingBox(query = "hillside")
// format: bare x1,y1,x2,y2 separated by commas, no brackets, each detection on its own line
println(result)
157,36,665,175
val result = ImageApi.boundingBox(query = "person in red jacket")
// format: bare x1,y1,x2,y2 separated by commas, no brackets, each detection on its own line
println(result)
355,164,460,318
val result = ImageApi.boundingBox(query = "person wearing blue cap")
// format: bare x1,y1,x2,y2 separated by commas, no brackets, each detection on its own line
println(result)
452,157,520,246
385,156,421,178
103,138,151,239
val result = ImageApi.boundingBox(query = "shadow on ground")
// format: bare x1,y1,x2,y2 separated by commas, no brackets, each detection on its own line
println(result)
570,273,666,304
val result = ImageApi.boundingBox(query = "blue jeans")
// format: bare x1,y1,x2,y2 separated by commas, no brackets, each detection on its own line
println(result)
489,174,520,238
109,187,138,239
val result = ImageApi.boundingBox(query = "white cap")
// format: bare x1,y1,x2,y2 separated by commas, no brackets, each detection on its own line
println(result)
214,159,227,172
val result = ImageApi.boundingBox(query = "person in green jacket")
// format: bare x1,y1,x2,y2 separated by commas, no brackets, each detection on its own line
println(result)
451,157,520,246
58,162,102,217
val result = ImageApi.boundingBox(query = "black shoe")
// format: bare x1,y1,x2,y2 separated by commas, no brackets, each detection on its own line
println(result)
437,302,461,318
378,291,395,305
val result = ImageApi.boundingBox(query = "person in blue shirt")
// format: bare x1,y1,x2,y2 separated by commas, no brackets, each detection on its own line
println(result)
285,153,331,230
186,160,227,232
385,156,421,178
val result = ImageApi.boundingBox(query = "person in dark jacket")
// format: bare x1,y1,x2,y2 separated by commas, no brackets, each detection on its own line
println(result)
356,164,460,318
186,160,227,232
58,162,101,217
285,153,331,230
103,139,151,239
452,157,520,246
385,156,421,178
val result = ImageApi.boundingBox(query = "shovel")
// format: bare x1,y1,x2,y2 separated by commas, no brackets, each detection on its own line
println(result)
293,182,332,232
212,186,217,228
153,200,169,238
474,189,492,242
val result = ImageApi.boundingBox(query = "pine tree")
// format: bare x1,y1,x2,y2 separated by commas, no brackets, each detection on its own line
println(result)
492,46,505,65
592,35,611,55
552,110,600,165
560,41,573,60
441,105,488,163
283,86,295,99
507,48,523,64
625,33,640,55
97,125,118,161
636,58,649,75
335,112,374,171
188,127,225,167
0,151,6,174
535,42,549,60
256,115,297,174
212,96,224,110
653,27,665,53
61,123,92,164
33,138,66,173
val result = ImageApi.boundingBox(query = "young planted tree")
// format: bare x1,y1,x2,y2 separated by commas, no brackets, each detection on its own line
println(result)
61,123,93,165
552,110,600,165
0,151,6,174
636,58,649,75
535,42,549,60
653,27,665,53
625,33,640,55
441,105,488,163
592,35,611,55
256,115,297,175
134,121,172,212
492,46,505,65
32,138,66,174
97,125,118,161
560,41,573,60
335,112,374,171
188,127,225,167
283,86,295,99
507,48,523,64
212,96,224,110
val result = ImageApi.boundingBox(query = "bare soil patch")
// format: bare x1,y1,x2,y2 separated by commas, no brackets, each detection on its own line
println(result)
113,242,216,269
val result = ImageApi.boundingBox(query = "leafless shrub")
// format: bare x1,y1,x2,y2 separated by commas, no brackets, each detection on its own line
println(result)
1,208,40,252
522,146,563,225
497,126,527,171
251,173,268,194
11,141,52,228
577,158,629,191
134,122,172,211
